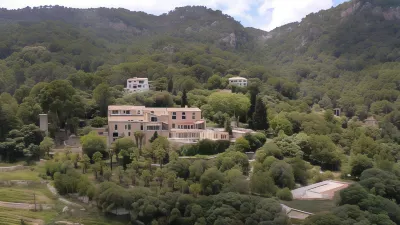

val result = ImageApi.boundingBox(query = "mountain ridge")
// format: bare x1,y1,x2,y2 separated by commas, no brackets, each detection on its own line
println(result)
0,0,399,122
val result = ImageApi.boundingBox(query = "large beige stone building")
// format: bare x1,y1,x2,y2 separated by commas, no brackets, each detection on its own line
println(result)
108,105,229,145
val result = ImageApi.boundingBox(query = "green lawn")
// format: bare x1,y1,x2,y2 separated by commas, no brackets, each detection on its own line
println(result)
281,199,336,214
0,185,56,204
0,169,40,181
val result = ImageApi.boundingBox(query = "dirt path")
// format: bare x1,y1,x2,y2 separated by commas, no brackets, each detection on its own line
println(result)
46,183,84,208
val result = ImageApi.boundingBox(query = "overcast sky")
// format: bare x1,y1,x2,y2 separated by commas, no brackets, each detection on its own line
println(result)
1,0,350,31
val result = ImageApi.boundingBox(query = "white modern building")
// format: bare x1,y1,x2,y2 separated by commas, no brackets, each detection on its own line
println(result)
124,77,149,93
228,77,247,87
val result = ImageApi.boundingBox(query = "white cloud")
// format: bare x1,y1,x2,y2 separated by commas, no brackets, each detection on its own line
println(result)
258,0,334,31
1,0,337,31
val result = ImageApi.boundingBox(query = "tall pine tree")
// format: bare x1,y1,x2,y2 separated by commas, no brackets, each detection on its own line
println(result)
168,79,173,93
181,89,188,107
252,96,269,131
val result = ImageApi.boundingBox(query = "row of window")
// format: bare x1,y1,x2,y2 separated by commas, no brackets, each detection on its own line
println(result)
172,124,196,129
173,133,200,138
111,110,142,115
230,80,247,83
116,124,160,131
128,80,146,84
147,126,160,131
172,112,196,120
128,84,147,88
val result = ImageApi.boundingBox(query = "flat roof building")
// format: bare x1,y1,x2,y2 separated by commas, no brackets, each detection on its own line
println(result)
124,77,149,93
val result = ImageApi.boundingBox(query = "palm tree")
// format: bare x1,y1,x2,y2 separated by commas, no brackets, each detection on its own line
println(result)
134,131,145,154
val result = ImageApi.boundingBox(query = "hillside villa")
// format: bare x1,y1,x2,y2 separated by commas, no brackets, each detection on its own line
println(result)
108,105,231,145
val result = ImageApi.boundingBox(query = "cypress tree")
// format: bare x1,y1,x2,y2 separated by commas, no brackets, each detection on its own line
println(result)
224,117,232,135
168,79,173,93
150,131,158,143
247,84,260,129
181,89,188,107
252,96,269,130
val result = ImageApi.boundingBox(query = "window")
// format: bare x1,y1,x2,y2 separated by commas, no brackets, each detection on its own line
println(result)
191,125,194,129
140,124,143,130
114,124,118,130
192,112,196,119
125,110,131,114
172,112,176,120
112,110,119,114
128,132,131,136
138,85,142,88
147,126,160,131
129,81,132,83
151,111,154,114
133,86,137,88
128,85,131,88
137,110,142,115
182,112,186,120
151,117,157,122
172,124,176,128
139,80,144,84
128,124,131,130
113,132,118,137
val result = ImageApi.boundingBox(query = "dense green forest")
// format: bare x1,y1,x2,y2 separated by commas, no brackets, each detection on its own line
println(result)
0,0,400,224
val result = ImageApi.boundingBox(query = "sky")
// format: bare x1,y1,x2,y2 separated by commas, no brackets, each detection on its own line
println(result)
0,0,350,31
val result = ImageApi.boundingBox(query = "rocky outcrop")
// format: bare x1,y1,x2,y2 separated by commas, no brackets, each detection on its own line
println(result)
383,7,400,20
221,33,237,48
342,1,400,21
341,1,362,18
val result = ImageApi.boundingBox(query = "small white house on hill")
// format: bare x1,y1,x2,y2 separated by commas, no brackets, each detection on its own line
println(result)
124,77,149,93
228,77,247,87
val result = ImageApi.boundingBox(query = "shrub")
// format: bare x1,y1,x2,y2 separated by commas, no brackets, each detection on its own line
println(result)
90,117,107,128
277,188,293,201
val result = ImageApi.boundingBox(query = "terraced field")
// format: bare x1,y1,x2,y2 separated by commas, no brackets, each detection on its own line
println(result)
0,206,57,225
0,185,56,204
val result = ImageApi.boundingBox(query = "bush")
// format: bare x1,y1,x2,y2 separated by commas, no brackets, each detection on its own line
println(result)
277,188,293,201
215,140,231,153
180,139,231,156
198,139,217,155
90,117,107,128
180,144,199,156
313,170,334,183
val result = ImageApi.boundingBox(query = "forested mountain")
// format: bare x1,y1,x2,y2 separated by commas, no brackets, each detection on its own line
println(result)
0,0,398,130
1,1,400,224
